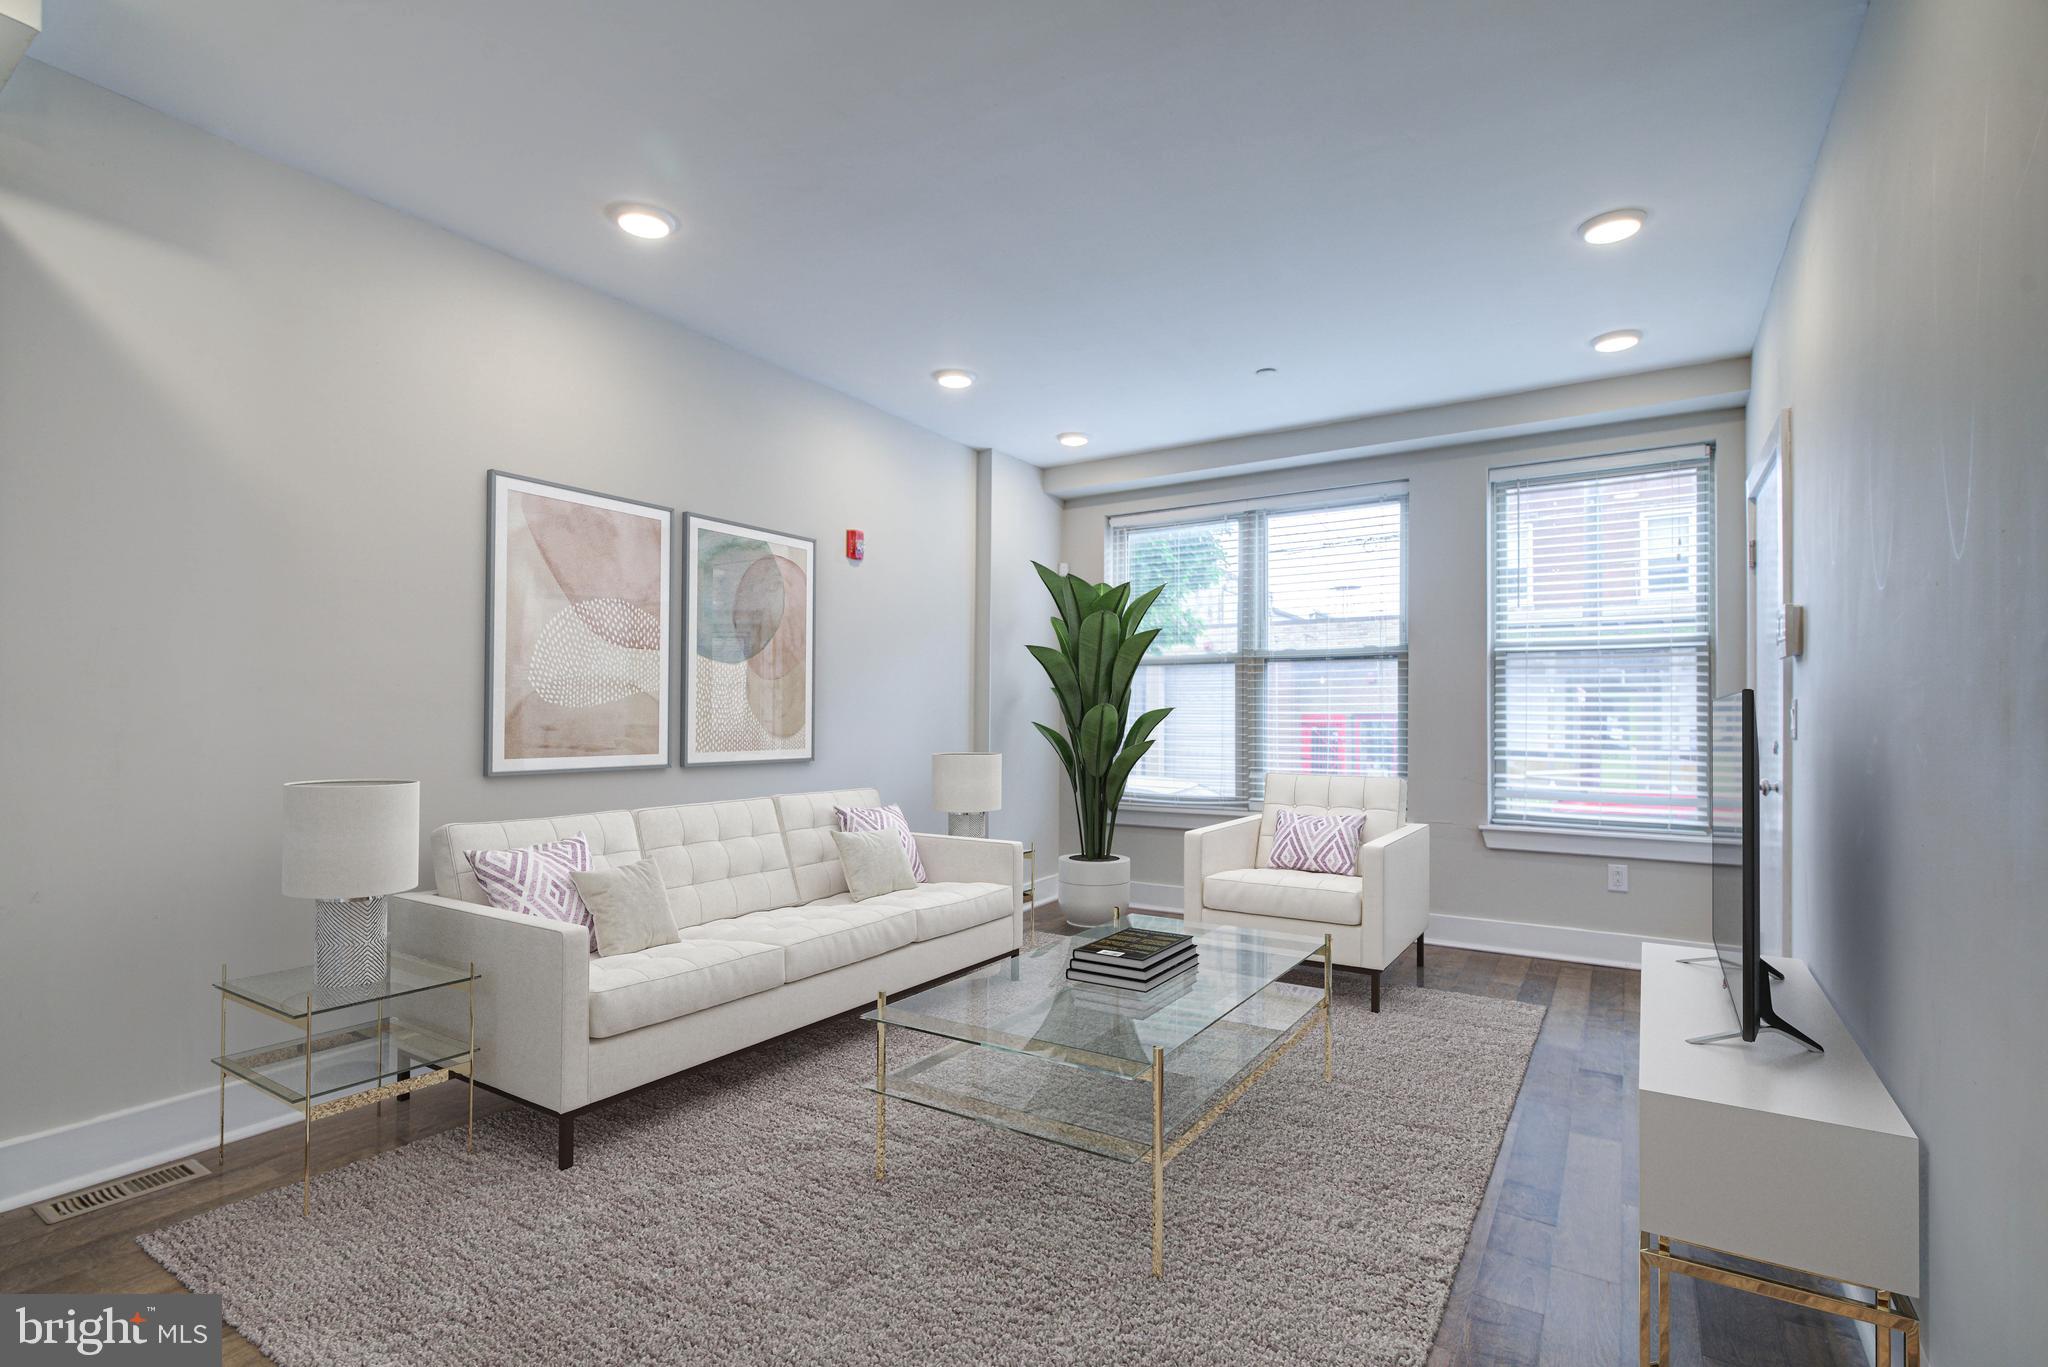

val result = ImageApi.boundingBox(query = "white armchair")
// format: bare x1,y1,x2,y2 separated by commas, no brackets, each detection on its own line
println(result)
1182,773,1430,1011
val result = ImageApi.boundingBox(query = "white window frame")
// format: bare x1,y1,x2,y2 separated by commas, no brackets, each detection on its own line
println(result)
1108,480,1409,817
1482,444,1716,856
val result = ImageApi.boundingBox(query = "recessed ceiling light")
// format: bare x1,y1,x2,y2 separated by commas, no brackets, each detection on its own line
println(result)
1057,432,1090,448
1591,329,1643,353
607,203,676,240
1579,209,1646,245
932,369,976,389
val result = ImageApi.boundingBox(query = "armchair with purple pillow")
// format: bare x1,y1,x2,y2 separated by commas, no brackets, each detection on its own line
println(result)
1182,772,1430,1011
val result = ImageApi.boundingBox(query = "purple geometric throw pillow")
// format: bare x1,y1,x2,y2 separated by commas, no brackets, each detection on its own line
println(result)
834,804,926,883
466,835,597,951
1269,807,1367,876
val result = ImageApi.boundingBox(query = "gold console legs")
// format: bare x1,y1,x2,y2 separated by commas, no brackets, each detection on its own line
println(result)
1639,1233,1919,1366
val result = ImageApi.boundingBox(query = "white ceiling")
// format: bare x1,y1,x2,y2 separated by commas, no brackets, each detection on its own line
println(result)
30,0,1864,466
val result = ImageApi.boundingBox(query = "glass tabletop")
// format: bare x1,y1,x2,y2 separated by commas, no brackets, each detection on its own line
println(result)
864,914,1328,1079
216,954,477,1020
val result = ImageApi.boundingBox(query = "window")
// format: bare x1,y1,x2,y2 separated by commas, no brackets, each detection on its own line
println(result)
1109,486,1407,809
1488,447,1714,835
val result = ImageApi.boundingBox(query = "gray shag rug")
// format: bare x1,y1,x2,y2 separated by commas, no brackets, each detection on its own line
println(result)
141,976,1542,1367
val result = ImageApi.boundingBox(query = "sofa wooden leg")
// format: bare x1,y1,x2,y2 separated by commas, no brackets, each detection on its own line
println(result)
557,1113,575,1170
1415,933,1426,987
1369,968,1381,1013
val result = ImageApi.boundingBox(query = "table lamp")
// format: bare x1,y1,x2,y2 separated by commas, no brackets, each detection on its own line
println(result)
932,752,1001,837
283,780,420,996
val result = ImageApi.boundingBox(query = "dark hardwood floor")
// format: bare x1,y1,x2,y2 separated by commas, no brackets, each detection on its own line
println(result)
0,907,1867,1366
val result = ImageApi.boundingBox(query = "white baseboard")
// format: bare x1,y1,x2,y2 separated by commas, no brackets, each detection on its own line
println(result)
0,1081,300,1214
1040,878,1696,966
1033,875,1179,916
1129,880,1180,912
1426,912,1709,969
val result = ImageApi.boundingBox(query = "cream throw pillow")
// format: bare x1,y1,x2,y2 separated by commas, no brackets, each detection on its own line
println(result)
570,858,678,958
831,828,917,901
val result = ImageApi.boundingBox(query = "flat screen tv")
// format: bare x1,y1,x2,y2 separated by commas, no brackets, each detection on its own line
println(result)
1701,688,1821,1052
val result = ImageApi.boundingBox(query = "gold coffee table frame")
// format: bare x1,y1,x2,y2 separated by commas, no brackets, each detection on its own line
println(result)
214,959,479,1215
873,931,1332,1277
1639,1233,1920,1366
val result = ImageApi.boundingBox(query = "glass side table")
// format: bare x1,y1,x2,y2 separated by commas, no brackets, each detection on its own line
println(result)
214,954,480,1214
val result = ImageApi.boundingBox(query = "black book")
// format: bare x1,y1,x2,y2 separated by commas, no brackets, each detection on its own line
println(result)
1067,960,1198,993
1065,942,1197,982
1070,926,1193,969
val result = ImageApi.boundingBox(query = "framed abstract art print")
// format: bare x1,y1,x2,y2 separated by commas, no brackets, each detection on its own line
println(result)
486,471,674,775
682,514,815,765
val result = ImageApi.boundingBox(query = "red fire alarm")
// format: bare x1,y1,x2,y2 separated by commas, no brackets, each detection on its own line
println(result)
846,529,865,561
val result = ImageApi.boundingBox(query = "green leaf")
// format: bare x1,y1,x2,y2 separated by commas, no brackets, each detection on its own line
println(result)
1034,561,1080,636
1026,644,1081,725
1104,738,1154,809
1108,627,1160,705
1077,702,1121,776
1050,616,1071,656
1075,609,1122,703
1033,722,1077,786
1122,706,1171,753
1066,574,1099,619
1121,583,1163,634
1105,582,1130,615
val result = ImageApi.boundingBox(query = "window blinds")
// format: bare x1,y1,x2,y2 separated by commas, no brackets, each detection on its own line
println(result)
1109,488,1407,808
1488,448,1714,834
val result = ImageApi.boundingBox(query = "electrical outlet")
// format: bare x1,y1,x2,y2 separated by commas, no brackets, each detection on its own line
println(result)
1607,863,1629,893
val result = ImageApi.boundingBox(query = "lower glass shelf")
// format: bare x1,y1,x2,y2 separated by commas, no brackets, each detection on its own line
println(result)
215,1020,471,1108
872,983,1324,1162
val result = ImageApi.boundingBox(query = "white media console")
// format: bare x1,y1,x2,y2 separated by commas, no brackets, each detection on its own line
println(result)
1637,941,1921,1365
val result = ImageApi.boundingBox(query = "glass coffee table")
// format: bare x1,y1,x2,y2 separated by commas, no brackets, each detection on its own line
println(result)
863,915,1331,1276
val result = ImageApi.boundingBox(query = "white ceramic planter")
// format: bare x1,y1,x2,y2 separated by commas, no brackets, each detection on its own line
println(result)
1059,854,1131,928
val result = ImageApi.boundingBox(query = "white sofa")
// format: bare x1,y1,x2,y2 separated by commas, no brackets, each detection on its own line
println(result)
391,787,1022,1166
1183,773,1429,1012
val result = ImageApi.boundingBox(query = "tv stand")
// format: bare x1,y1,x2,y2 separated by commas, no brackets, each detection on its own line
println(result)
1638,943,1920,1365
1685,959,1822,1051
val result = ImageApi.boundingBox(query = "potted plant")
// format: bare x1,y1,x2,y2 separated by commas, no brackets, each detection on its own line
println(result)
1027,563,1171,926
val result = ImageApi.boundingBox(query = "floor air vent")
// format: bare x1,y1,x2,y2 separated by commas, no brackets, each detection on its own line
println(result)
32,1159,211,1224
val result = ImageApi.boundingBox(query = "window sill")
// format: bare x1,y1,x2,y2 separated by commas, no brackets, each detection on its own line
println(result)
1116,804,1253,831
1480,824,1712,865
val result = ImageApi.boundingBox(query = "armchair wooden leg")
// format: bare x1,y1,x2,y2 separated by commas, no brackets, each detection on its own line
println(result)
557,1113,576,1170
1415,933,1425,987
1368,968,1381,1013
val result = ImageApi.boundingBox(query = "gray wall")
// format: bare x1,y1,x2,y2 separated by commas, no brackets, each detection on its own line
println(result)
0,64,991,1142
976,450,1064,873
1057,408,1748,947
1745,0,2047,1357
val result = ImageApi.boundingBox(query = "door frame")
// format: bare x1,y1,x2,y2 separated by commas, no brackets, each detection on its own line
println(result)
1746,410,1794,956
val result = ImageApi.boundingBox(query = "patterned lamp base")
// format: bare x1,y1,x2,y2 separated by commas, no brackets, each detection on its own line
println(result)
314,896,390,997
945,812,989,838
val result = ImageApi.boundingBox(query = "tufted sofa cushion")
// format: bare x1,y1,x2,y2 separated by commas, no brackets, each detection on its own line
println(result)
804,881,1010,942
585,938,786,1038
1256,773,1406,870
633,799,800,928
676,903,914,980
433,811,641,906
773,788,881,903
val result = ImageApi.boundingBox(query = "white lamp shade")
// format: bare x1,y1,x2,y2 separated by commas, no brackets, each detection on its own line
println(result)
282,780,421,899
932,752,1002,813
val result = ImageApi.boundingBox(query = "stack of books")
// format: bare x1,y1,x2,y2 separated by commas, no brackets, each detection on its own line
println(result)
1066,926,1197,995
